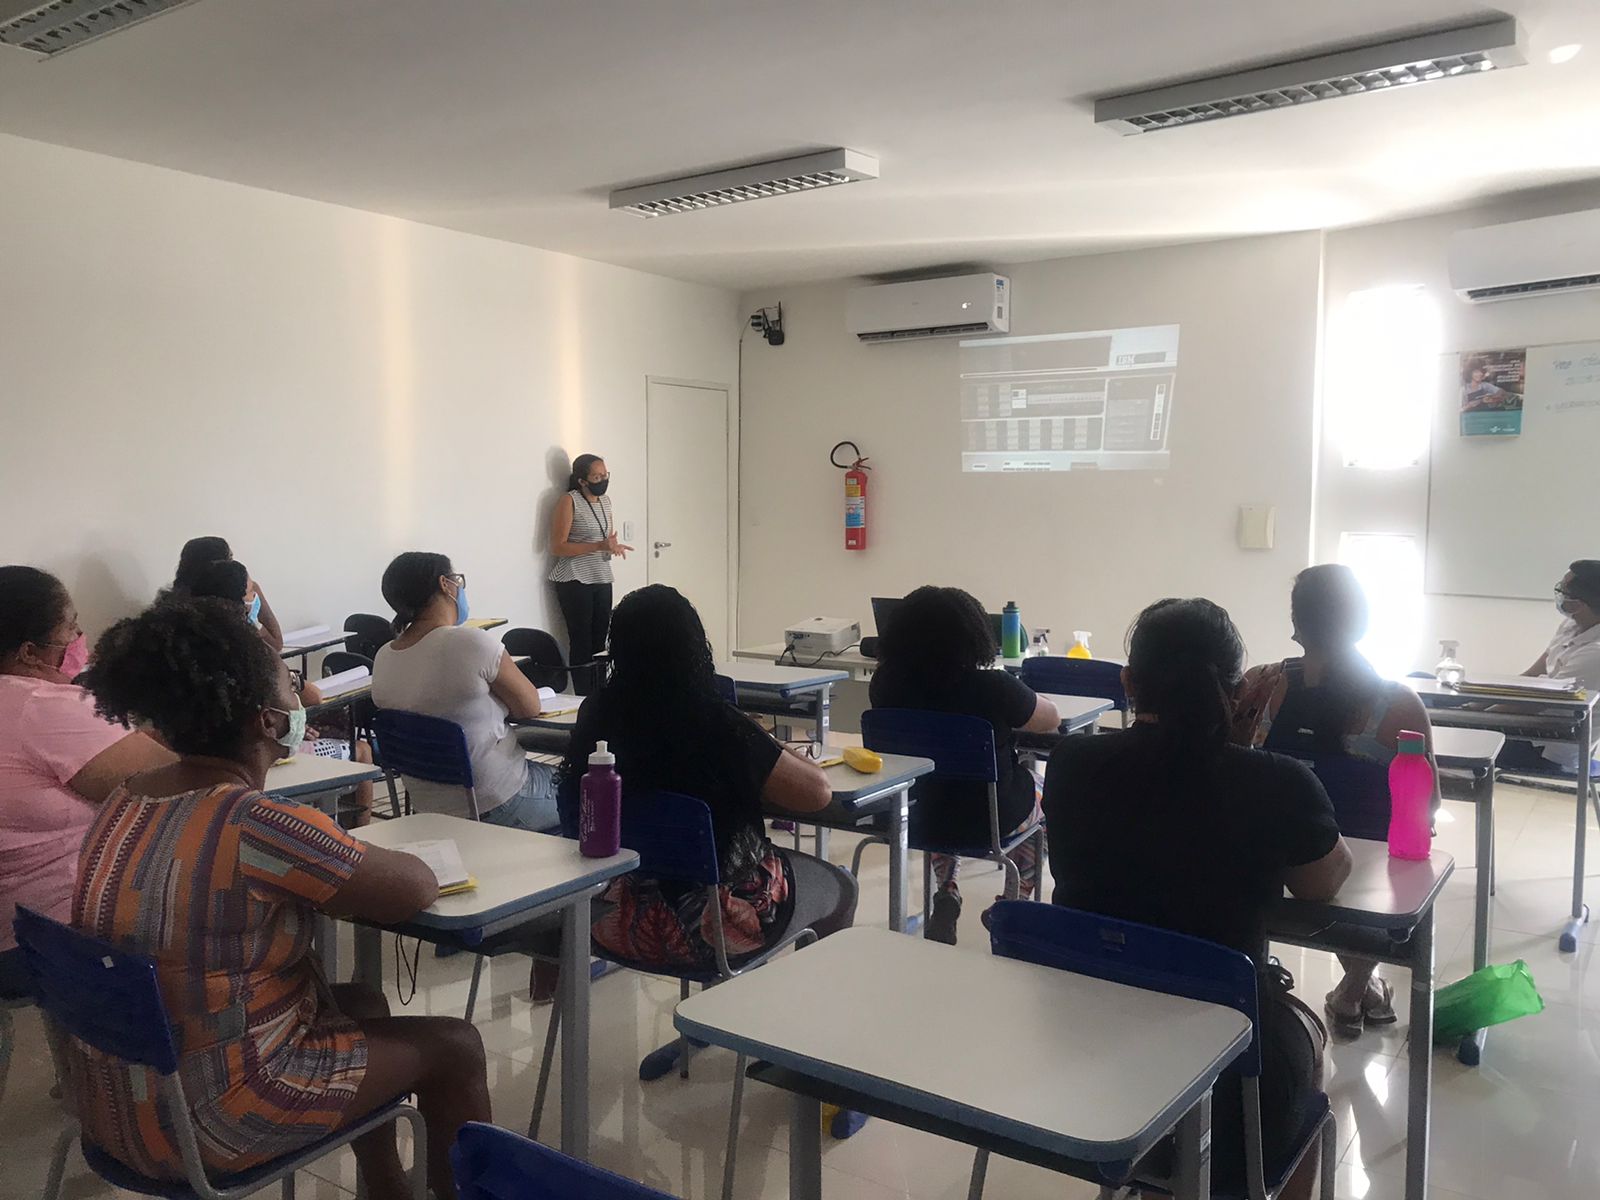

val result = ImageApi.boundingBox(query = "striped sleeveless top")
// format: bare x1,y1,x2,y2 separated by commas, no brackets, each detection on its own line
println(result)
549,489,615,584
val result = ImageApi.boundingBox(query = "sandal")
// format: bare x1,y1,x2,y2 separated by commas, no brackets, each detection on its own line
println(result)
1362,976,1398,1026
1324,989,1364,1038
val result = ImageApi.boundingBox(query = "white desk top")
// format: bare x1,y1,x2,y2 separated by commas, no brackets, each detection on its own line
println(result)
353,813,636,933
675,927,1250,1164
716,660,850,693
818,750,934,810
464,617,508,631
1432,726,1505,768
1038,693,1115,731
280,633,352,656
1276,838,1454,930
733,642,876,670
265,755,383,798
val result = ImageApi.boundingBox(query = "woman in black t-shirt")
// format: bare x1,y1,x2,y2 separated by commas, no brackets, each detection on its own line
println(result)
868,585,1060,944
1044,597,1351,1198
558,585,851,970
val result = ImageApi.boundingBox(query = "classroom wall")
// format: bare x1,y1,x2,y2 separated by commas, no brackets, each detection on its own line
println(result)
0,133,738,646
737,232,1325,664
1320,180,1600,674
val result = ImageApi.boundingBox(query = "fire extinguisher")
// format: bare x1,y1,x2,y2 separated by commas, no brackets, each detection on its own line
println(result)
831,441,870,551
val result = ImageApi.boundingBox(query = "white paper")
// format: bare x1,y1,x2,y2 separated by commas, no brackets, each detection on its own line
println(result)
540,692,582,714
1462,673,1580,693
396,839,469,889
282,624,333,645
537,686,556,702
315,665,371,698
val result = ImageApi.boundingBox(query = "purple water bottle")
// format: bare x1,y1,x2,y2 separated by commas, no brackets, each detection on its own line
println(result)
579,740,622,858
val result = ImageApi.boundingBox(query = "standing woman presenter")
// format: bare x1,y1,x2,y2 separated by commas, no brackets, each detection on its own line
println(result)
549,453,632,693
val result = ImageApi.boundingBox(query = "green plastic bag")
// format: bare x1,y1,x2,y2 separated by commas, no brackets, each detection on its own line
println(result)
1432,960,1544,1043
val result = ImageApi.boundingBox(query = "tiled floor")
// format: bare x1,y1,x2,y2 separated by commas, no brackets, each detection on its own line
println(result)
6,780,1600,1199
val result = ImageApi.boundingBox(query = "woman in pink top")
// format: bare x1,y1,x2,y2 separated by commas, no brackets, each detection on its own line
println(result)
0,566,172,995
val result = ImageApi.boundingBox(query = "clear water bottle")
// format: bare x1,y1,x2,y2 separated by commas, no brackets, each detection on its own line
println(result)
1434,640,1465,686
1031,629,1051,657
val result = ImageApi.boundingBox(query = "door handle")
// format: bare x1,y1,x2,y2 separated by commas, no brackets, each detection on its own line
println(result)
653,541,673,549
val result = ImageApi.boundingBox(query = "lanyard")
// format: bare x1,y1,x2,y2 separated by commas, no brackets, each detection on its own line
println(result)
580,493,609,539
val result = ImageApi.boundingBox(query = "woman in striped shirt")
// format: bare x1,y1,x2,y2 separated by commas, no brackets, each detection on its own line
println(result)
549,453,632,693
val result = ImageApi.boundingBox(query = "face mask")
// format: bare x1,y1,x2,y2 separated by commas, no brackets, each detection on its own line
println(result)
453,584,470,626
58,634,89,681
587,478,609,497
247,592,262,626
270,700,307,751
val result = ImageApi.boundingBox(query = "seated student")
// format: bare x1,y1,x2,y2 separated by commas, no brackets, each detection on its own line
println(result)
73,598,489,1200
1500,559,1600,774
167,535,285,652
558,585,847,970
1044,598,1352,1200
0,566,174,998
372,552,557,829
189,558,377,826
1232,563,1434,1036
867,585,1059,944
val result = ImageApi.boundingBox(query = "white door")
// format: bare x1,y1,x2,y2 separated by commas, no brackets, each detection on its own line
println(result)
646,379,732,657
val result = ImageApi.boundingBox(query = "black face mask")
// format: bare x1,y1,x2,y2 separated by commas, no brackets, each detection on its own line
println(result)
586,479,609,496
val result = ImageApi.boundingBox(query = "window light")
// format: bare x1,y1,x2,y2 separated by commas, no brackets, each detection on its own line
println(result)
1337,532,1424,677
1327,285,1441,469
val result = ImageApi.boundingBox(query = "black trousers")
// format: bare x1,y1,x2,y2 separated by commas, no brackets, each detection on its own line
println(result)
554,579,613,694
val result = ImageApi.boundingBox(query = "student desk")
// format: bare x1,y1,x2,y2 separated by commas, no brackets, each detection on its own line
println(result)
279,628,352,676
675,927,1250,1200
347,813,637,1160
732,642,1031,682
1408,678,1597,951
1016,693,1116,757
463,617,508,631
1432,726,1505,1065
716,660,850,743
1268,839,1454,1200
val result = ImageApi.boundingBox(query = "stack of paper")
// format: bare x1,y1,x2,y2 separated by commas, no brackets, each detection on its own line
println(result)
1451,674,1587,701
316,665,372,699
396,838,476,895
538,690,582,716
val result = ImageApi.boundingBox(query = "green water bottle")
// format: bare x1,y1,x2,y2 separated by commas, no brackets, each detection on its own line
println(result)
1001,601,1023,659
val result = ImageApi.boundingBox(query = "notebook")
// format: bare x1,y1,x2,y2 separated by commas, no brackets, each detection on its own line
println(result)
537,688,582,716
396,839,476,896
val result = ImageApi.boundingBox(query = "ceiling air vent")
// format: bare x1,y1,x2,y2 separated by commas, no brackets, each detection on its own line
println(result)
0,0,202,57
1095,16,1524,134
610,149,879,218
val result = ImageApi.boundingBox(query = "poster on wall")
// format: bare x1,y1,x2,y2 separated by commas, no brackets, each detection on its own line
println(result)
1458,348,1525,436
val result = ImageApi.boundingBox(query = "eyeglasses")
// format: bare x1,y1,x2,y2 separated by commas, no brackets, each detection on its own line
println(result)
445,573,467,589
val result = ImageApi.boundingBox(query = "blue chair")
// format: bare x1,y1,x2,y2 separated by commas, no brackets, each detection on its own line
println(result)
535,789,845,1200
1019,656,1129,727
1293,753,1392,843
853,709,1045,917
713,673,737,704
452,1121,680,1199
12,906,426,1200
979,901,1336,1200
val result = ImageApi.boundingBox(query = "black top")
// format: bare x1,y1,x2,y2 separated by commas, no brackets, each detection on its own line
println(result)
1043,726,1341,958
868,667,1040,846
559,692,783,868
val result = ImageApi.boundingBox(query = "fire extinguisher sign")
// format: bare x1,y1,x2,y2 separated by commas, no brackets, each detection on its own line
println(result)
832,441,870,552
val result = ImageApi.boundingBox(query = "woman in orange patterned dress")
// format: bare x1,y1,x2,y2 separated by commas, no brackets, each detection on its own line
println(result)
72,598,490,1200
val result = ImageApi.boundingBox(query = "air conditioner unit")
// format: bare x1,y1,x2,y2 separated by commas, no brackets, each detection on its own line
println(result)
846,273,1010,342
1447,209,1600,303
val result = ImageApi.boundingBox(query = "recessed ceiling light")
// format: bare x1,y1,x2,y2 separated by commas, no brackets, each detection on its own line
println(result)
610,149,879,219
1548,43,1582,64
1095,16,1524,134
0,0,203,58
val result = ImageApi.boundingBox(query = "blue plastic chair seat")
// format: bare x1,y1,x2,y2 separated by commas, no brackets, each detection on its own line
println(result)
453,1121,680,1198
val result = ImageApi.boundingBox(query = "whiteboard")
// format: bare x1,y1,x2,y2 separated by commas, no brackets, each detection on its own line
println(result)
1426,339,1600,601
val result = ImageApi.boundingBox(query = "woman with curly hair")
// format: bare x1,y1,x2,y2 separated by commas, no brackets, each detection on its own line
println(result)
558,585,849,969
868,585,1060,944
70,598,489,1200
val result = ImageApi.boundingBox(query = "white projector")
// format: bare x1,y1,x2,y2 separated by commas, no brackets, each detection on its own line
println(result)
784,616,861,656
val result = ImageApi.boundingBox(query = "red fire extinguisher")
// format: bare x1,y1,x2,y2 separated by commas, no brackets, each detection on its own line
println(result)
832,441,870,551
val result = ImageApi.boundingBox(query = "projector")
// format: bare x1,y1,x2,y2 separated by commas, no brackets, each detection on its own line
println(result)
784,617,861,656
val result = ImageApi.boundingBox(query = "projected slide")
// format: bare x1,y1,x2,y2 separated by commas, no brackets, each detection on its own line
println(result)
959,325,1180,472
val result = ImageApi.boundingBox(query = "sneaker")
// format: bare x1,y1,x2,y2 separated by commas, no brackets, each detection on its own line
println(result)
924,891,961,945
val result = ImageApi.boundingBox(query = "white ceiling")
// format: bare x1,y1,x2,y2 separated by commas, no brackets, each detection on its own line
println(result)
1,0,1598,290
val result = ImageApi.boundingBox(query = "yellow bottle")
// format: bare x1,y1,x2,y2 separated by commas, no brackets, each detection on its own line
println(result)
1067,630,1093,659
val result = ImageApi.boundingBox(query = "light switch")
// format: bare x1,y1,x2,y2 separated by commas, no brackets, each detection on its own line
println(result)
622,520,635,542
1237,505,1276,551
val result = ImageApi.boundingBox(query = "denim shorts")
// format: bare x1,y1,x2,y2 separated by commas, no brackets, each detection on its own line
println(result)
481,761,560,832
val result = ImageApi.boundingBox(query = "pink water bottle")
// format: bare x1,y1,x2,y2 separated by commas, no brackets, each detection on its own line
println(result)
578,741,622,858
1387,730,1433,861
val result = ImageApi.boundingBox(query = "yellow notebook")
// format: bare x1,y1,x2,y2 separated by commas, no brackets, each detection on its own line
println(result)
397,839,476,896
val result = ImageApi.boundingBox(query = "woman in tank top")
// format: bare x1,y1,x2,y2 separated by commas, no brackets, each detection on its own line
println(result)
549,454,633,694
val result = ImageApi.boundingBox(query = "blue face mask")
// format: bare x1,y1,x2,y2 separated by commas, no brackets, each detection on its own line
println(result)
247,592,262,627
453,584,470,626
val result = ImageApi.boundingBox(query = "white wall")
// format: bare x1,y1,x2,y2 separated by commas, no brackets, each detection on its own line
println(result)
0,133,738,645
1320,181,1600,674
738,233,1324,664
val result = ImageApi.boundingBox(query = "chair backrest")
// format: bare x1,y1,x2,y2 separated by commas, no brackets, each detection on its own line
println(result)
322,650,376,678
1019,656,1128,711
619,790,721,886
502,627,570,691
12,907,179,1074
371,710,475,789
344,613,395,660
452,1121,680,1200
986,900,1262,1076
1295,753,1392,842
861,708,997,783
713,673,737,704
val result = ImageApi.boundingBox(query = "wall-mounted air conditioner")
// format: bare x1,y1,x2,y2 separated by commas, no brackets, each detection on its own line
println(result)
846,273,1010,342
1447,209,1600,303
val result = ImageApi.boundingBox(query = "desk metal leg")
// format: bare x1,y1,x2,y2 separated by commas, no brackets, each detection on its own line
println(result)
1404,912,1434,1200
1460,768,1495,1066
1562,711,1593,952
1171,1091,1212,1200
814,685,832,745
354,925,382,990
788,1093,823,1200
888,787,910,933
559,895,591,1159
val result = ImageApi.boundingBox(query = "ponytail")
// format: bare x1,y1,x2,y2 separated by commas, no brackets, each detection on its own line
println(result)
380,551,453,635
1125,598,1245,763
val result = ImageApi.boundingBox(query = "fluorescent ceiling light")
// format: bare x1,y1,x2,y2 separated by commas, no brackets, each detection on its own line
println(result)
0,0,202,57
1548,43,1582,65
610,148,879,218
1095,16,1524,134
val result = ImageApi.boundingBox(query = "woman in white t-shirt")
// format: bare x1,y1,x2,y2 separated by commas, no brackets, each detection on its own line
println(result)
372,552,558,829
